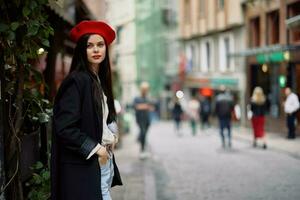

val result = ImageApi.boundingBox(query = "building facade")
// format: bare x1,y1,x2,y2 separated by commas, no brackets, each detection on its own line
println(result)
106,0,137,105
179,0,247,121
235,0,300,132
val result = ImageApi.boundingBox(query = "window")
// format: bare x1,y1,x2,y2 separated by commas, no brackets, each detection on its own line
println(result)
192,44,198,71
184,0,191,23
224,37,230,70
206,42,210,70
218,0,224,10
288,1,300,43
267,10,280,45
219,36,231,72
249,17,260,47
199,0,205,18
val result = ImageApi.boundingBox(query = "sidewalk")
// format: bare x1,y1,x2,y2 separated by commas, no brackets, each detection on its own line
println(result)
111,126,156,200
232,125,300,159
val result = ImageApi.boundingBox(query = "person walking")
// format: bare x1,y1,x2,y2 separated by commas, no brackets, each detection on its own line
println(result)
171,97,184,136
187,95,200,136
284,87,300,139
250,87,267,149
199,97,211,129
133,81,154,158
215,85,234,148
51,20,122,200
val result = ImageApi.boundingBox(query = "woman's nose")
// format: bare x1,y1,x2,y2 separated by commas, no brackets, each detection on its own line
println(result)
93,46,99,52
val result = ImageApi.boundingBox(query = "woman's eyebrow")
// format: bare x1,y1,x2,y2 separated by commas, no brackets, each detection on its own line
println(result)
87,41,104,44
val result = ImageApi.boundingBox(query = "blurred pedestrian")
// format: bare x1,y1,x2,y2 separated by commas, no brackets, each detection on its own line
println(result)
215,85,234,148
199,97,211,129
171,97,184,136
133,81,154,158
250,87,267,149
51,21,122,200
284,87,300,139
187,95,200,136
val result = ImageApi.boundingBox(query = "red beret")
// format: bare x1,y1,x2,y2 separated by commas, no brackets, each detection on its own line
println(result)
70,20,116,45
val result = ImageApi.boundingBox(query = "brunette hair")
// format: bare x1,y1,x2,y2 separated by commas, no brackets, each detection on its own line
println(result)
70,34,116,122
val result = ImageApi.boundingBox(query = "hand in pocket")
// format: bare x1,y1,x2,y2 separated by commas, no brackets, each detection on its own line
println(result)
98,156,108,165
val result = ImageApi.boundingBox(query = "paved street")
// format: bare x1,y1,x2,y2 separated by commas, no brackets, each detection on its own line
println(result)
112,121,300,200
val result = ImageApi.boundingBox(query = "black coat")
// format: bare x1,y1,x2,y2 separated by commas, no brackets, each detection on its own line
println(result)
215,92,234,119
250,102,266,116
51,71,122,200
172,102,183,120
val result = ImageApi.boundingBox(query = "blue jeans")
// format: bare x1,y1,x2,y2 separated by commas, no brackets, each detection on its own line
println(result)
287,113,296,138
101,157,114,200
218,117,231,147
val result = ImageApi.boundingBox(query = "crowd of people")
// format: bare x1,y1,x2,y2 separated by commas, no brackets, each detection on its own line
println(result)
128,82,300,158
166,85,300,150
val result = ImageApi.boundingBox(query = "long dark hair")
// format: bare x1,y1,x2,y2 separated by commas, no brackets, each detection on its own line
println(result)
70,34,116,122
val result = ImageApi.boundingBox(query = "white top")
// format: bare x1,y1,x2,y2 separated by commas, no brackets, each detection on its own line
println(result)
188,99,200,120
86,75,118,160
102,92,118,145
284,93,300,114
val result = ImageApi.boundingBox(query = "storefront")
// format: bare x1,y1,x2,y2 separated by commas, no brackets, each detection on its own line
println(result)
244,45,300,132
184,75,242,111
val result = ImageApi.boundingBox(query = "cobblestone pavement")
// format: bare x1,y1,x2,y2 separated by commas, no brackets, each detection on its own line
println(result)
112,120,300,200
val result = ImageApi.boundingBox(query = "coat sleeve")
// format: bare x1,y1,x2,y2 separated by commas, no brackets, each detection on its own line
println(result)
53,79,98,158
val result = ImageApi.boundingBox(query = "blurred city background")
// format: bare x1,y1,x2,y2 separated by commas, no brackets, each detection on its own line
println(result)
1,0,300,199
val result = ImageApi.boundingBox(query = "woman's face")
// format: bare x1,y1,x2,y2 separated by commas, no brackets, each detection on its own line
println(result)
86,34,106,68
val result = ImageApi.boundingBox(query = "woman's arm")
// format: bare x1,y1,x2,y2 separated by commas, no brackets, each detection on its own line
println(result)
54,79,99,159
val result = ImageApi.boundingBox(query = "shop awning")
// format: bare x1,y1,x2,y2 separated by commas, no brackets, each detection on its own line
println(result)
229,44,300,63
184,76,239,90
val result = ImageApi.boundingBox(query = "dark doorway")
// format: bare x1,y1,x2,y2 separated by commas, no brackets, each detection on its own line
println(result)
250,64,281,117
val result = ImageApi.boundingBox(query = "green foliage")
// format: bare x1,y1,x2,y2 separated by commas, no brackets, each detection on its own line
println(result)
25,162,50,200
0,0,54,133
0,0,54,198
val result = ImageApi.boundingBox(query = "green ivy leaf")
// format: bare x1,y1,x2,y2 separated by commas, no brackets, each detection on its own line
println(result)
42,39,49,47
45,108,53,115
30,1,38,10
22,7,31,17
27,24,39,36
41,99,50,104
49,27,54,35
35,161,43,170
10,22,20,31
42,171,50,180
7,31,16,40
37,112,50,123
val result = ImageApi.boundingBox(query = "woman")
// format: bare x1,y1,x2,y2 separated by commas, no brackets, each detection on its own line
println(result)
171,97,184,136
51,20,122,200
250,86,267,149
187,96,200,136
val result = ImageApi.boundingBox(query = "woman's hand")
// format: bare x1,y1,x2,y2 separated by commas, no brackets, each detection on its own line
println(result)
96,146,109,165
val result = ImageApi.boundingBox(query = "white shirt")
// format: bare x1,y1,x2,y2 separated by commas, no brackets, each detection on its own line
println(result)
86,75,118,159
102,93,118,145
188,99,200,120
284,93,300,114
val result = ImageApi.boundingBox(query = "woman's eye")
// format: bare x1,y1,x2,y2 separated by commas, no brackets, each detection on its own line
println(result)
87,44,93,48
98,43,104,48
